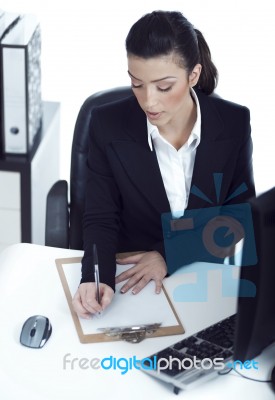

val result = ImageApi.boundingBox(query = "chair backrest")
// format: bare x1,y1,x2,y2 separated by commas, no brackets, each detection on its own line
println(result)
69,86,133,249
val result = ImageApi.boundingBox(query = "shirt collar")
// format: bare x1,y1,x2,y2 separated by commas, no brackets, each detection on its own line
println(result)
147,87,201,151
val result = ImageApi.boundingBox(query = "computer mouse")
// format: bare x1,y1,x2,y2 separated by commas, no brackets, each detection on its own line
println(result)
20,315,52,348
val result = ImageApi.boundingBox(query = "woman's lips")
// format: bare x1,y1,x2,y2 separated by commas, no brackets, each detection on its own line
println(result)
146,111,163,120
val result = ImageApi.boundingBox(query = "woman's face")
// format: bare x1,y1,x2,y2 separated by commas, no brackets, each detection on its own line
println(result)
127,54,201,129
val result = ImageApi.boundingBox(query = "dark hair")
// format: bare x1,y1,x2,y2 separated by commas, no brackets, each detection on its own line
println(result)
126,10,218,95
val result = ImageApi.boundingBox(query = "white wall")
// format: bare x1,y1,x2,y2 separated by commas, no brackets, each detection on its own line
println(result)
2,0,275,194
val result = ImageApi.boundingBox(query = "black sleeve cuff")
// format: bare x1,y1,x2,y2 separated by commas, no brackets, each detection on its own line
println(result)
80,253,116,292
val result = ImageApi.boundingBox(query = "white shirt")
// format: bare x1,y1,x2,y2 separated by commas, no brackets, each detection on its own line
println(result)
147,88,201,218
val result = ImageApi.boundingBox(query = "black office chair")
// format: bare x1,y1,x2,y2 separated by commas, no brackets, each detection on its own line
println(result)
45,86,133,249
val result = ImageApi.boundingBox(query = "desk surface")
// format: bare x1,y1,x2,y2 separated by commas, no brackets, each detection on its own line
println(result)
0,243,274,400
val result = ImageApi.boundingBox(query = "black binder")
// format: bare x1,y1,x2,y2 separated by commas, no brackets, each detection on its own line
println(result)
0,14,42,155
0,11,21,155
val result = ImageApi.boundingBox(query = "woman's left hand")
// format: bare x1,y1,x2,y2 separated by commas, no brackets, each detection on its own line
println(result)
115,251,167,295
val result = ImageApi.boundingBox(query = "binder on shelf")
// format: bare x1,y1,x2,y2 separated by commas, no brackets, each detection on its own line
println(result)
0,14,42,154
0,11,21,155
0,12,21,40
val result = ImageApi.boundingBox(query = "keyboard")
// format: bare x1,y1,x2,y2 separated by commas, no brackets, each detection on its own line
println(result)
141,314,236,394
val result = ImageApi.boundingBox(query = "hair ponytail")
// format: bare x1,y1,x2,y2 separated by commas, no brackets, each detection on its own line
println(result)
126,11,218,95
194,28,218,95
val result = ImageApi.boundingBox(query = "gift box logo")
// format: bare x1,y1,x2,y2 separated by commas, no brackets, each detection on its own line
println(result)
161,174,257,301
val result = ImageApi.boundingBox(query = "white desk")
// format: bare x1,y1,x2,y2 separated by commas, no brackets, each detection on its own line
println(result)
0,243,274,400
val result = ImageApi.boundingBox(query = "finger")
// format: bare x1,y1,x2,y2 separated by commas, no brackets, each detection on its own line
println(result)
120,278,138,293
79,285,102,314
72,292,92,319
101,288,114,310
154,279,163,294
120,272,147,294
82,294,102,314
116,253,144,264
131,276,151,295
77,309,91,319
82,300,101,314
115,265,138,283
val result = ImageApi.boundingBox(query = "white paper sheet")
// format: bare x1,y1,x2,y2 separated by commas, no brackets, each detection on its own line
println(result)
63,262,179,334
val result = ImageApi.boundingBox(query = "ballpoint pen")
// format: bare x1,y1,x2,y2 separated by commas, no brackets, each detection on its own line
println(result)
93,243,101,310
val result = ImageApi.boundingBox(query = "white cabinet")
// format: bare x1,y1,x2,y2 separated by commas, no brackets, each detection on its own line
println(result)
0,101,60,252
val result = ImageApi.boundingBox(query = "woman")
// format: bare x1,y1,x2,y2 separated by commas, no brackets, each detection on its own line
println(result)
72,11,255,318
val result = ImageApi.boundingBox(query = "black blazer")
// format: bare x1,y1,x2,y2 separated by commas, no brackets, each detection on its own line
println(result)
81,89,255,290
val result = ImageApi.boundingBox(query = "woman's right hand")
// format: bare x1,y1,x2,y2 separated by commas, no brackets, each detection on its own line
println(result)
72,282,114,319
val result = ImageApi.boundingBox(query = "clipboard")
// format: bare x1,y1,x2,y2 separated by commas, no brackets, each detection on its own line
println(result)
56,257,184,343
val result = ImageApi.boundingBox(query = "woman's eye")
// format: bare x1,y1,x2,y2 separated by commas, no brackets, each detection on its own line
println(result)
131,83,142,89
158,87,172,92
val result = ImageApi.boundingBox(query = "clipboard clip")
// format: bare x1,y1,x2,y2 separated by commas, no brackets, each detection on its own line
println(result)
98,323,162,343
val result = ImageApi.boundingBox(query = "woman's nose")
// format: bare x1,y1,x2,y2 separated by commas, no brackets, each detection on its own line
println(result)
144,88,158,109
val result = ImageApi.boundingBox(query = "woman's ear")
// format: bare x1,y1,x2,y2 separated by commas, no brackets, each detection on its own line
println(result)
189,64,202,87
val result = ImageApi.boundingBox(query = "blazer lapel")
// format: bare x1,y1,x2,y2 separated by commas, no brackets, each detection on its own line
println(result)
188,91,238,209
110,98,170,214
110,92,238,214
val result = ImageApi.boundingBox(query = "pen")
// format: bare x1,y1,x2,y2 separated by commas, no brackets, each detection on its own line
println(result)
93,243,100,306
